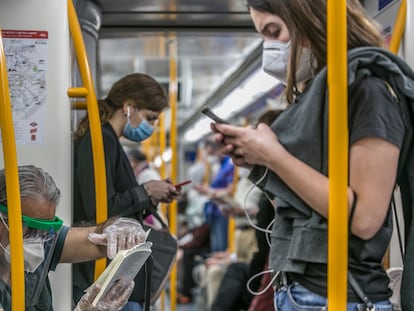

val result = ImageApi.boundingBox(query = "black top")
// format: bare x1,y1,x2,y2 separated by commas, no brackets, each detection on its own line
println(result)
73,123,153,223
72,122,153,302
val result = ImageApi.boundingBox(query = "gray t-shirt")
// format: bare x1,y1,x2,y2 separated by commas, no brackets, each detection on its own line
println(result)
290,76,404,302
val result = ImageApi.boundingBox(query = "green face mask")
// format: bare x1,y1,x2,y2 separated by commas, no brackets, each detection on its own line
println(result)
0,204,63,232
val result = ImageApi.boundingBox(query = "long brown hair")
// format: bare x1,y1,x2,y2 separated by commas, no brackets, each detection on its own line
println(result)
74,73,168,140
247,0,384,104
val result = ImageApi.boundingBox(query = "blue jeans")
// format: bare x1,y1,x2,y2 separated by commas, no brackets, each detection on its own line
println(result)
210,214,228,252
274,282,393,311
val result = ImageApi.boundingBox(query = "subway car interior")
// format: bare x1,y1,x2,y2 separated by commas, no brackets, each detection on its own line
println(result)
0,0,413,310
75,0,286,166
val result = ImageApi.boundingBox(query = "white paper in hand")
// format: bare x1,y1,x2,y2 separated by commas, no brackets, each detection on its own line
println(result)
92,241,153,306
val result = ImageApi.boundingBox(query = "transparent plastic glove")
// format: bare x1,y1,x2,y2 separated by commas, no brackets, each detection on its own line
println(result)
74,278,134,311
88,217,146,259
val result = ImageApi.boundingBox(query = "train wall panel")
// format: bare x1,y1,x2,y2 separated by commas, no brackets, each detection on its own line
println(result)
0,1,72,310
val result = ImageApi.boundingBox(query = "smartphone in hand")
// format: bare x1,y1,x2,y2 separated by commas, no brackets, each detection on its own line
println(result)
201,108,229,124
174,180,192,188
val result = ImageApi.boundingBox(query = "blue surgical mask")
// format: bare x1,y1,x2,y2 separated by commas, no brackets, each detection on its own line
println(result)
123,108,155,142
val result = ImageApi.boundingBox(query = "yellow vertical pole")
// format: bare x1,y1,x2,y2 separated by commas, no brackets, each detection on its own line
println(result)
159,114,166,183
389,0,406,54
159,35,167,211
168,34,178,311
0,28,25,311
327,0,348,310
157,34,167,311
158,105,167,311
67,0,107,278
227,167,238,253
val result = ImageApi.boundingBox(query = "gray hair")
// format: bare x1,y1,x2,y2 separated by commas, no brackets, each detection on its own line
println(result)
0,165,61,207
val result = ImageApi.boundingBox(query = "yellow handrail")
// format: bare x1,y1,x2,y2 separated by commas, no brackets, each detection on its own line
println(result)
227,167,239,254
67,0,108,278
327,0,348,310
389,0,407,54
0,29,25,311
168,34,178,311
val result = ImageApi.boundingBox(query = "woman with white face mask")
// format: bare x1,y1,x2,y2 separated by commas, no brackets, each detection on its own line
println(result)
210,0,414,310
72,73,182,310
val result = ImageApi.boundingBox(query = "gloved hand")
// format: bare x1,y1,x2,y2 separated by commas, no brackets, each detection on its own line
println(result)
74,278,134,311
88,217,147,259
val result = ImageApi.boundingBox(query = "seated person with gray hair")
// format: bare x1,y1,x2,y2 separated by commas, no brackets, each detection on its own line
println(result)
0,165,146,311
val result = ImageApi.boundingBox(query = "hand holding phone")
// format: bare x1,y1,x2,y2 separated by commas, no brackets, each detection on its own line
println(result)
202,108,229,124
174,180,192,188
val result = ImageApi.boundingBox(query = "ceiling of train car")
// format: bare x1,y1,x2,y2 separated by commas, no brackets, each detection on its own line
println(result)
87,0,276,138
95,0,254,28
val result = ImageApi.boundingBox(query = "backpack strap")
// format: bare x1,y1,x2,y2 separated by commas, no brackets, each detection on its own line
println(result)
391,193,404,258
143,255,153,311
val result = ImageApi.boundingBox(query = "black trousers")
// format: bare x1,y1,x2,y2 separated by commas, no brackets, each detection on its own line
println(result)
180,247,209,297
211,262,253,311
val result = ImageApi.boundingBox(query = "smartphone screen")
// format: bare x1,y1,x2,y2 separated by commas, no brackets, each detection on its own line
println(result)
201,108,229,124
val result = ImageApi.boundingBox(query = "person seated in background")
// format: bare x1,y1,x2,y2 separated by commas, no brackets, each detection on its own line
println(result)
194,139,235,253
211,191,276,311
0,165,146,311
193,169,261,310
127,148,161,185
211,109,283,311
176,140,217,304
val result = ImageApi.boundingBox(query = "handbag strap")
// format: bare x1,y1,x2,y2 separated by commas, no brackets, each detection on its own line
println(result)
144,255,153,311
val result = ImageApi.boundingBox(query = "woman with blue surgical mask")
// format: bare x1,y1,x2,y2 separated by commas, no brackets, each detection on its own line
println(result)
72,73,182,310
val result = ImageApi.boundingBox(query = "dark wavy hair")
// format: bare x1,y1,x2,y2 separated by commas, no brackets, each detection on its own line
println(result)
74,73,168,140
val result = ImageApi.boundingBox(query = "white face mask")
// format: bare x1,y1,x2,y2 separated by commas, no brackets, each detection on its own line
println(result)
0,212,45,273
1,240,45,273
262,40,314,84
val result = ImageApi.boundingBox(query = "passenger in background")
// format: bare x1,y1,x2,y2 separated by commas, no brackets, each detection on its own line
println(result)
127,148,161,185
211,109,282,311
213,0,414,310
194,168,261,310
72,73,182,311
176,139,219,304
0,165,145,311
194,139,234,253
